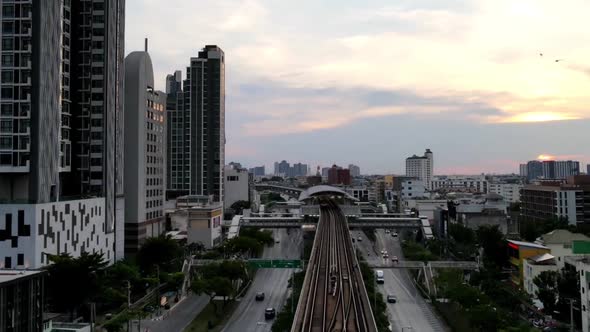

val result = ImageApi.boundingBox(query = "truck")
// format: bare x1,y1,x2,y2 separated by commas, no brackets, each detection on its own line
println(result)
376,270,384,284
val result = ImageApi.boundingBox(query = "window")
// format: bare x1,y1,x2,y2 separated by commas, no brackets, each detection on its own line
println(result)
0,136,11,149
2,5,14,18
0,120,12,133
2,38,13,50
2,22,13,34
1,70,13,83
1,54,13,66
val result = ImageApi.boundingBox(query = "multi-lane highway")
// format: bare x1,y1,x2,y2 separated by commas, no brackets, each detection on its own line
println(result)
223,228,303,332
354,230,447,332
292,201,376,332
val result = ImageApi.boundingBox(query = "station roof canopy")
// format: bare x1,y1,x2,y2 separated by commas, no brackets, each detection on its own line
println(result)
298,185,358,202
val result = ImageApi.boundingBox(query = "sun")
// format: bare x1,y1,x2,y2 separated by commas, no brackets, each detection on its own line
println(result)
537,154,555,161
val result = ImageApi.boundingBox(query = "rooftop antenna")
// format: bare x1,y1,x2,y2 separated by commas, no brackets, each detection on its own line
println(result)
144,38,148,52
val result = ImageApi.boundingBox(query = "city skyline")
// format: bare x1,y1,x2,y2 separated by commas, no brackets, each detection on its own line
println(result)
126,0,590,174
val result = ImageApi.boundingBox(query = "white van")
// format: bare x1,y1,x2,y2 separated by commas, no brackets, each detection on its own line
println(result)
376,270,384,284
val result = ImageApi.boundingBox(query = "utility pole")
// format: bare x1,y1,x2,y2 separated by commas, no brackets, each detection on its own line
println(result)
125,280,131,332
570,298,574,332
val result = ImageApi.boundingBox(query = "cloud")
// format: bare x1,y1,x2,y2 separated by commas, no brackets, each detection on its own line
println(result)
127,0,590,173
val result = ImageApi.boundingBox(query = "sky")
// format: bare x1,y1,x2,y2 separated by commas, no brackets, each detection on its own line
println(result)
126,0,590,175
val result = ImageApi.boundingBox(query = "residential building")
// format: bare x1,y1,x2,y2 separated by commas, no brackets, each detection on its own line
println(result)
292,163,308,177
508,240,550,286
520,164,528,178
249,166,265,177
587,164,590,175
526,161,544,181
346,187,370,202
577,258,590,332
405,149,433,189
403,199,447,221
524,160,580,180
431,175,488,193
488,182,522,203
307,175,322,186
224,164,250,210
453,194,509,233
522,253,559,297
275,160,289,176
123,49,167,256
520,176,590,225
348,164,360,177
370,179,386,203
535,229,590,269
400,179,428,200
166,45,226,203
327,165,351,185
168,196,222,248
321,167,330,179
0,270,45,332
0,1,125,266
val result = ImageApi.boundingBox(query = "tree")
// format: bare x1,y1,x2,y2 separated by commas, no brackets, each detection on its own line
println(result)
191,276,234,314
476,225,508,268
136,236,183,274
230,200,250,214
449,223,476,245
45,252,108,318
533,270,560,314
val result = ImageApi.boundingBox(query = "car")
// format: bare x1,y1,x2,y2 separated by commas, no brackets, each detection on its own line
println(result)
357,237,362,242
380,250,385,254
265,307,276,319
383,250,388,255
255,292,265,301
383,253,389,258
385,229,390,233
386,295,397,303
275,240,280,244
391,255,399,263
392,232,398,237
352,238,356,243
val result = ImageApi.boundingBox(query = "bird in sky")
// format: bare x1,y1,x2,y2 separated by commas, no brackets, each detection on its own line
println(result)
555,59,564,62
539,52,543,57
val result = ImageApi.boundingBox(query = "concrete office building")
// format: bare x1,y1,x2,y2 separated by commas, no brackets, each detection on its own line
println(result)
168,196,222,248
123,48,167,256
348,164,360,177
405,149,433,189
0,270,45,331
224,164,250,210
166,45,226,203
0,0,125,267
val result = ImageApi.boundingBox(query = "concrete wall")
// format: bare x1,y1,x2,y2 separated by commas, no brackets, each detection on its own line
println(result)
0,198,114,269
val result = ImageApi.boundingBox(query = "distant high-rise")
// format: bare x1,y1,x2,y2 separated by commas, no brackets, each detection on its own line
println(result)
124,49,166,256
519,164,528,178
525,160,579,180
348,164,361,177
0,0,125,267
167,45,226,202
526,160,543,181
249,166,265,177
587,165,590,175
405,149,433,189
327,165,350,185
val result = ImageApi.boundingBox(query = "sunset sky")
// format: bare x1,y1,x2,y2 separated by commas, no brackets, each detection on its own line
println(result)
126,0,590,174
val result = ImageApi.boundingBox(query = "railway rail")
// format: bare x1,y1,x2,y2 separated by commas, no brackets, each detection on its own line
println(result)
292,199,377,332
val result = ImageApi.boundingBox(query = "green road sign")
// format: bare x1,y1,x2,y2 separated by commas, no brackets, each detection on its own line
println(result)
248,259,302,269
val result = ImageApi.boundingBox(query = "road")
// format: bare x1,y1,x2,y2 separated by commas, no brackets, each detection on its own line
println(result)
140,293,209,332
353,230,447,332
223,228,304,332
